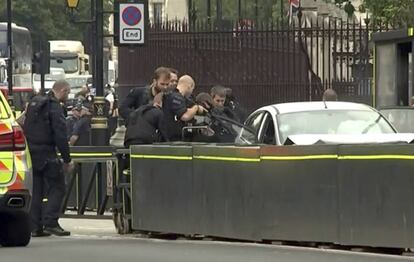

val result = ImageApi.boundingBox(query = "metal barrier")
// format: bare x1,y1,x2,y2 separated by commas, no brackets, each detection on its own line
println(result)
112,148,132,234
61,146,117,219
128,143,414,249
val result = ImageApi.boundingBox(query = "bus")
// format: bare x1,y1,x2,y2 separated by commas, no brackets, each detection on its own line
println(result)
49,40,89,77
0,23,33,112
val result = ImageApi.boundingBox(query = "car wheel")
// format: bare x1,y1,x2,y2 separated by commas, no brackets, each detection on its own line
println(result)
0,213,31,247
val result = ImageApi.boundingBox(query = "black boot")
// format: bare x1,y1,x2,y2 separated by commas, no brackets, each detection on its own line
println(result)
44,225,71,236
31,229,51,237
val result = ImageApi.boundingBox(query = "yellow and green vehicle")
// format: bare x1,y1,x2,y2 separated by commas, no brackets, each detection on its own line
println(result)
0,90,32,247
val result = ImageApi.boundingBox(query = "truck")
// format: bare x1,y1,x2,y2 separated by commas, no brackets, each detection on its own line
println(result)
49,40,89,77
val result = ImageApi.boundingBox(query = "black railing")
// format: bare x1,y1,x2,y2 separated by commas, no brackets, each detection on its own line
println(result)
61,146,117,219
119,18,390,112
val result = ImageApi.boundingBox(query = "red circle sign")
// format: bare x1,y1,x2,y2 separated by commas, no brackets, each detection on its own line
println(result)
122,6,142,26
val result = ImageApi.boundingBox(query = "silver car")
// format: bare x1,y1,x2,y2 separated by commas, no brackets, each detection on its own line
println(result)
237,101,399,145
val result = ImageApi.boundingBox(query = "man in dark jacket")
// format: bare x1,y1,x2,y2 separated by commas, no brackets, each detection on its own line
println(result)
124,93,164,147
224,87,248,123
24,80,74,237
211,85,240,122
160,75,207,141
68,106,92,146
119,67,171,123
195,92,238,143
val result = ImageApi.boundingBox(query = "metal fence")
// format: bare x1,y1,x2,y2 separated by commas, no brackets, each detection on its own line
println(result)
119,18,386,112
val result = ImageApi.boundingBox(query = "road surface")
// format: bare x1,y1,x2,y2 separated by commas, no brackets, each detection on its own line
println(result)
1,219,413,262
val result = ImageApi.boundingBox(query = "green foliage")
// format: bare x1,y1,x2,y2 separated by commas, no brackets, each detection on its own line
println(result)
364,0,414,26
323,0,414,26
0,0,113,44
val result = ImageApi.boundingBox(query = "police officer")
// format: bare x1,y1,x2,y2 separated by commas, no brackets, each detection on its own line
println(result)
24,80,74,237
210,85,239,121
66,99,83,141
124,93,164,147
195,92,237,143
224,87,248,123
68,105,92,146
160,75,207,141
119,67,171,124
168,68,179,89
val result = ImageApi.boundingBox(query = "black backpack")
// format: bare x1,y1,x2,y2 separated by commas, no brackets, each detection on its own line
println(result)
23,95,52,145
124,105,161,146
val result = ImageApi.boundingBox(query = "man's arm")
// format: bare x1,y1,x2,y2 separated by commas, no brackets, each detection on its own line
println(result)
180,105,199,122
69,135,79,146
49,102,71,163
119,88,140,120
69,117,89,146
170,95,206,122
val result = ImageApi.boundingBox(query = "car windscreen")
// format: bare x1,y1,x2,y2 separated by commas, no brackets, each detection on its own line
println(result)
380,109,414,133
277,109,395,144
50,56,78,74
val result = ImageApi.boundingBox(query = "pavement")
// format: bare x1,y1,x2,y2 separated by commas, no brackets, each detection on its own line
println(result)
1,218,413,262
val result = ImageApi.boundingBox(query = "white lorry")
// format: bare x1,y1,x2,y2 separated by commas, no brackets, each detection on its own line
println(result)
49,40,89,77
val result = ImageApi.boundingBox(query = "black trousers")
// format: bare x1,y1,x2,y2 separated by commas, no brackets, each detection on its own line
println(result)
30,159,66,231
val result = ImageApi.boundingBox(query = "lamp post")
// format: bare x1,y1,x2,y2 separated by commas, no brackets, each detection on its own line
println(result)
238,0,241,21
67,0,108,146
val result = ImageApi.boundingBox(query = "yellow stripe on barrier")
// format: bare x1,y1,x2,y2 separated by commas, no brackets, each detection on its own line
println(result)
70,153,113,157
409,28,414,36
131,154,193,160
339,155,414,160
194,155,260,162
129,153,414,162
261,155,338,161
58,153,113,157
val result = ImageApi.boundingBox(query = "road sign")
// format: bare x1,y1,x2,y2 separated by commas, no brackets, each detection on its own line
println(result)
115,0,148,46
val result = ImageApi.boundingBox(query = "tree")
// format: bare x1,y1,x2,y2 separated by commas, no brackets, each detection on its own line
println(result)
0,0,113,44
324,0,414,26
192,0,288,25
364,0,414,26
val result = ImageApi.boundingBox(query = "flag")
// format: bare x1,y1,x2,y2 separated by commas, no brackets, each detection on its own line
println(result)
288,0,301,23
289,0,300,8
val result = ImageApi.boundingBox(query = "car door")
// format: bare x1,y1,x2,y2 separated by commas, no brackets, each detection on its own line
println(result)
236,111,265,144
258,112,278,145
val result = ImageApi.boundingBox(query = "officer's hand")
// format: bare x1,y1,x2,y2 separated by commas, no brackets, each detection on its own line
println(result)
63,161,75,173
197,105,208,115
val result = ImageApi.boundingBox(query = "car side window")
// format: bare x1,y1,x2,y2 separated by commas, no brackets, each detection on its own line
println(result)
247,112,264,133
237,112,264,144
260,113,276,145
